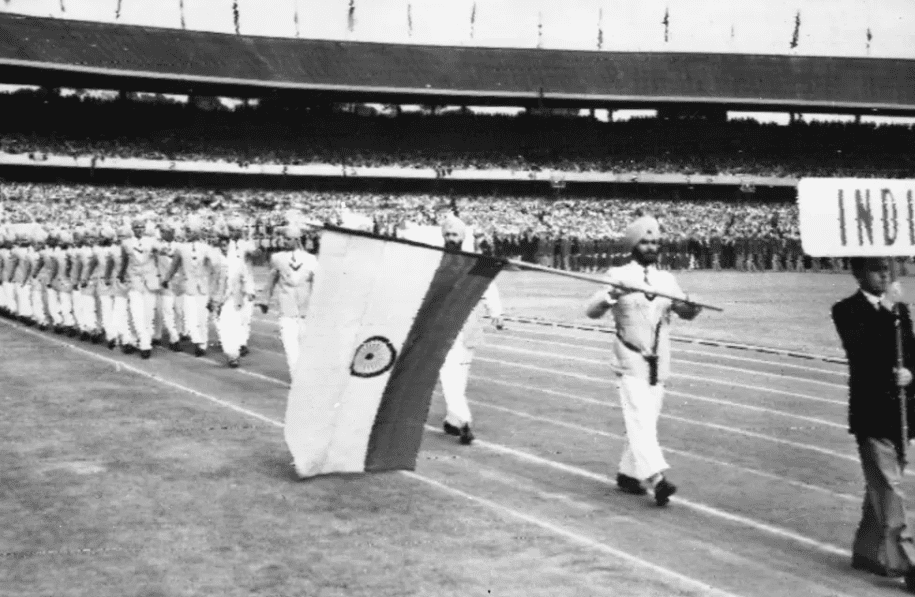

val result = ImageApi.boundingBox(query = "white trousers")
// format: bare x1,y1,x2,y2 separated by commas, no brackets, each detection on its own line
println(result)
155,293,179,342
439,338,473,427
1,282,13,311
127,290,156,350
616,375,669,480
98,295,116,340
183,294,210,348
113,295,136,346
46,288,63,326
63,290,82,330
31,285,49,325
79,291,100,333
279,316,307,375
16,284,32,318
217,301,244,359
239,298,253,347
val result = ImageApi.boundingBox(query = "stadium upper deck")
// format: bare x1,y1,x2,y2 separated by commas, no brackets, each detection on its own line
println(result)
1,13,914,115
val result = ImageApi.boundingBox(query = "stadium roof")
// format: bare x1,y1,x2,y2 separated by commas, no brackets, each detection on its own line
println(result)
2,13,915,115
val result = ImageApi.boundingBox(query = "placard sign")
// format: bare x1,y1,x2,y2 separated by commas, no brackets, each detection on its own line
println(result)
798,178,915,257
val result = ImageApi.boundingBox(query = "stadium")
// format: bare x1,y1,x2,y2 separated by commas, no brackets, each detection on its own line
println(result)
2,2,915,596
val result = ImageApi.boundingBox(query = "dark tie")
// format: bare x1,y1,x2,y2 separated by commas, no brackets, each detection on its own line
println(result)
644,266,656,301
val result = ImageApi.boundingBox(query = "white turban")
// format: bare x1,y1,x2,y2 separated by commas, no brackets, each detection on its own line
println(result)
623,216,660,251
441,214,467,241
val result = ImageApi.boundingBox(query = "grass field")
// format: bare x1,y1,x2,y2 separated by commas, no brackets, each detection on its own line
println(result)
1,269,907,597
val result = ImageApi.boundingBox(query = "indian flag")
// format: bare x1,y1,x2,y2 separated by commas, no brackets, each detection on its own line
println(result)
285,226,504,478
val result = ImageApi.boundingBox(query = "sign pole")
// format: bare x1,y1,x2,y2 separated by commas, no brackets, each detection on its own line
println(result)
891,258,908,470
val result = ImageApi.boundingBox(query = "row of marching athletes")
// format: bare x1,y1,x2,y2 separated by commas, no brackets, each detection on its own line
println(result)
1,212,500,451
0,214,305,370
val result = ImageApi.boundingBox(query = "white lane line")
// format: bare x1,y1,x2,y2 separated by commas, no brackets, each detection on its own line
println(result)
454,432,852,559
496,332,847,378
476,355,856,460
478,368,845,429
467,396,858,502
470,370,857,463
5,321,855,567
504,319,848,365
4,323,284,428
482,345,846,406
401,472,748,597
1,321,745,597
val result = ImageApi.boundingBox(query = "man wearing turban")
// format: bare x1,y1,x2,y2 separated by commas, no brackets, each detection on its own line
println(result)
586,215,702,506
439,213,503,445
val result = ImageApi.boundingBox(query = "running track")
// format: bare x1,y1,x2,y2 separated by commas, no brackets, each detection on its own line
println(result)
2,311,908,597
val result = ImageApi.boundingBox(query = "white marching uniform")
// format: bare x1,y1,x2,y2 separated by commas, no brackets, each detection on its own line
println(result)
228,238,257,349
154,241,181,344
46,245,74,330
30,245,51,327
111,240,137,348
88,243,118,342
164,240,216,351
0,244,12,313
265,248,317,374
439,283,502,427
120,235,161,351
69,245,92,333
212,248,255,361
596,260,688,480
12,244,33,320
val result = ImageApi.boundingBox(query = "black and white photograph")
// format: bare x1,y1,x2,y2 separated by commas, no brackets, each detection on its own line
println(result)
1,0,915,595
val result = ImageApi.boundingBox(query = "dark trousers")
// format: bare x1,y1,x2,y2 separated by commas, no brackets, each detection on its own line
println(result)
854,436,915,575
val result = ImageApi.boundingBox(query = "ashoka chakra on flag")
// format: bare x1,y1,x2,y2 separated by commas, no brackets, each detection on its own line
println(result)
350,336,397,378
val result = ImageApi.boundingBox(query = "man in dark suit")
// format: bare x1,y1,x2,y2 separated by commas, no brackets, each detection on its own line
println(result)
832,257,915,591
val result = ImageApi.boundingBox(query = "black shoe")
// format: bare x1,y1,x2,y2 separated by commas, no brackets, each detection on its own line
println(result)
194,346,206,357
459,424,475,445
151,338,162,347
653,478,677,506
140,349,152,360
122,344,137,355
91,333,103,344
228,358,240,369
239,345,249,357
443,422,462,437
169,341,182,352
180,334,191,343
67,327,78,337
905,569,915,592
851,554,889,577
80,331,91,342
38,324,49,332
107,339,117,350
616,473,648,496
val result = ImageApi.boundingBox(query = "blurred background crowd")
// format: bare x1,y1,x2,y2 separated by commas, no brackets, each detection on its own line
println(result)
1,88,913,179
1,88,911,274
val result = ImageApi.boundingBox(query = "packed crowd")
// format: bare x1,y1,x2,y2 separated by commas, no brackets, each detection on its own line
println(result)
2,90,913,179
0,181,811,272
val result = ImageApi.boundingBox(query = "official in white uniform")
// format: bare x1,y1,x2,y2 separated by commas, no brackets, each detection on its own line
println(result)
29,227,52,330
438,214,503,445
119,218,161,359
212,229,256,369
260,224,318,377
586,215,702,506
112,223,138,353
162,217,216,357
226,217,257,356
153,222,182,351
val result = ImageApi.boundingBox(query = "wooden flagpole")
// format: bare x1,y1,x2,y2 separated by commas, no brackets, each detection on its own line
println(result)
506,259,724,312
